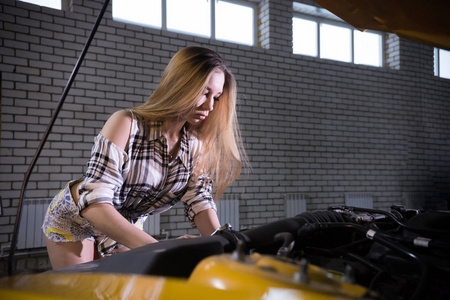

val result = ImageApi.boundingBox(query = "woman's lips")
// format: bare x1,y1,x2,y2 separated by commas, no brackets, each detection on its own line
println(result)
196,113,208,120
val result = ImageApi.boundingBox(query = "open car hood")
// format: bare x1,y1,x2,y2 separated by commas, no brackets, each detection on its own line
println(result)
315,0,450,50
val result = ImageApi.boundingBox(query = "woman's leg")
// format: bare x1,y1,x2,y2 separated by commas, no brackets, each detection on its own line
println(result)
45,237,95,270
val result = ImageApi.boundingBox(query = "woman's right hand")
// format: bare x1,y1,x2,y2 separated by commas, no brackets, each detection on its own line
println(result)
81,203,158,249
176,234,199,239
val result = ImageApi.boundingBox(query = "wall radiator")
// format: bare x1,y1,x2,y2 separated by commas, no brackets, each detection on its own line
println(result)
345,192,373,209
142,214,161,236
285,193,307,218
402,193,425,209
217,194,240,230
17,198,50,249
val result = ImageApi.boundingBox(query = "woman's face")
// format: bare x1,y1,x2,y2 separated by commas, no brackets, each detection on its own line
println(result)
185,70,225,125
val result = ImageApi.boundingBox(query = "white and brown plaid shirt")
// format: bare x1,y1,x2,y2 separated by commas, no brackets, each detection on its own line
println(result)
77,111,216,252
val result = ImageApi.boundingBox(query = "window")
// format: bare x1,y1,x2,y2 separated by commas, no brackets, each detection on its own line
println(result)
18,0,62,9
354,30,382,67
292,18,317,56
292,3,383,67
112,0,255,46
216,1,254,46
434,48,450,79
112,0,161,28
320,23,352,63
167,0,210,37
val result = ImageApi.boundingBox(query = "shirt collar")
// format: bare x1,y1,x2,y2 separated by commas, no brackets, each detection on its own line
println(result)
148,121,190,169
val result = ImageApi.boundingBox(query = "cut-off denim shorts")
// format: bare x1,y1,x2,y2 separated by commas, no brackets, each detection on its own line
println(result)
42,179,146,255
42,179,102,243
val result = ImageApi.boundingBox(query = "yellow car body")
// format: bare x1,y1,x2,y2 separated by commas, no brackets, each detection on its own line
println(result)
0,253,372,300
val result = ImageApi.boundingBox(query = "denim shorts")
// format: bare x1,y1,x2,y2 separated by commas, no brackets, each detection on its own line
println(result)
42,179,101,243
42,179,147,255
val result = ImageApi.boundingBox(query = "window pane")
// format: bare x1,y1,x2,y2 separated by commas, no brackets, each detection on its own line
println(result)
216,1,254,46
320,23,351,63
167,0,210,37
293,17,317,57
19,0,61,9
354,30,382,67
113,0,161,28
439,49,450,79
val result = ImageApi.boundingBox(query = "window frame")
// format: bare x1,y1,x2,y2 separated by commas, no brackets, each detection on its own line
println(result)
293,11,384,67
434,48,450,79
113,0,257,46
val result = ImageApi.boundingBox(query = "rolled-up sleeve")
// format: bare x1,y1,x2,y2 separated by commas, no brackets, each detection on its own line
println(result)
181,174,217,227
78,134,128,211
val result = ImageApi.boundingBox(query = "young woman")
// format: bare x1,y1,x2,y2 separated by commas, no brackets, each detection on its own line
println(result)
42,46,246,269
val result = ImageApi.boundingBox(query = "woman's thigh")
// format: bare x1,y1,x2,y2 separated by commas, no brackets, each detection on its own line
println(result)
45,237,95,270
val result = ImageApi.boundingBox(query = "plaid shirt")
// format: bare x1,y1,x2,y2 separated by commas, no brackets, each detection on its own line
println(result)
77,111,216,228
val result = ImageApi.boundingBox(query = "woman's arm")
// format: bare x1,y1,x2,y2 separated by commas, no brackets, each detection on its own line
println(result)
193,208,221,236
81,110,158,248
81,203,158,248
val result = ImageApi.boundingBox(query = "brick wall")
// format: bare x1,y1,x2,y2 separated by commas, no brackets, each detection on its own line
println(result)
1,0,450,274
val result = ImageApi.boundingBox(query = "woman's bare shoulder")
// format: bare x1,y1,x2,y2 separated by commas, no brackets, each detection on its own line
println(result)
100,110,133,150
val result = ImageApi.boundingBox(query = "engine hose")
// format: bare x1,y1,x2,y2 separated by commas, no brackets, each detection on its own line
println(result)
240,216,308,250
370,229,450,251
240,211,345,250
345,206,450,236
297,222,428,300
297,211,346,223
330,206,406,227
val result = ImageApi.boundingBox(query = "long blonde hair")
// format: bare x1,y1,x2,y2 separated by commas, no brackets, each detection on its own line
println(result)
132,46,246,199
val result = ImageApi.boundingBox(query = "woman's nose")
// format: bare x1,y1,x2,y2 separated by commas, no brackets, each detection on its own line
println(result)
201,96,215,111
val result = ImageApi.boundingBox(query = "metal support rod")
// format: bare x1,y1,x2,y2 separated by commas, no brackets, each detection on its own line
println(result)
8,0,111,276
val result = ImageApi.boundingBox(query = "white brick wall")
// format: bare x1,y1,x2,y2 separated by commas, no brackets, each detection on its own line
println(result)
0,0,449,257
